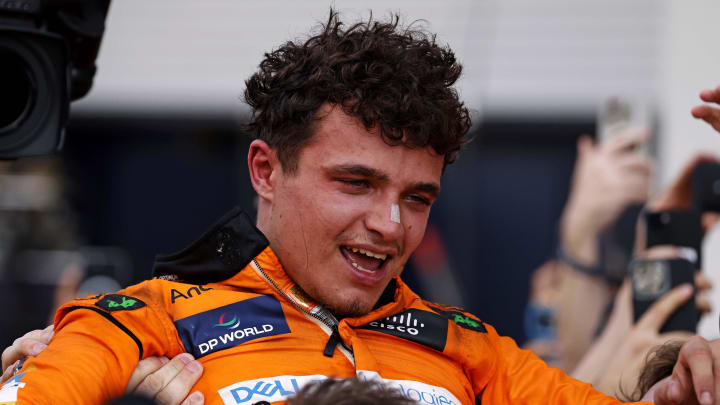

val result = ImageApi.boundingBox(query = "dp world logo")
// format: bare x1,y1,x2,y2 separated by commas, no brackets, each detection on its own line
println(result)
215,313,241,329
174,295,291,358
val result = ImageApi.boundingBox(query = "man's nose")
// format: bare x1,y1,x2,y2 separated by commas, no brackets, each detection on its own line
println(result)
364,201,404,242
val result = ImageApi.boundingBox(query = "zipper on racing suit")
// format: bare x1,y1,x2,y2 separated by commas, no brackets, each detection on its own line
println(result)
251,259,353,360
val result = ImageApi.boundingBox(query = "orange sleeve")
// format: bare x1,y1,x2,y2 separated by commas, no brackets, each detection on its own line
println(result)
4,281,180,405
478,324,652,405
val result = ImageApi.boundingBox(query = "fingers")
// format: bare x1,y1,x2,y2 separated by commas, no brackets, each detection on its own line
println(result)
694,272,713,291
619,172,652,203
692,86,720,132
674,336,715,405
576,135,594,157
691,105,717,120
701,212,720,235
692,105,720,133
180,391,204,405
126,356,170,393
605,278,633,330
699,86,720,103
695,294,712,314
636,283,694,331
604,126,651,154
131,353,203,405
648,375,685,404
643,245,686,260
692,272,713,314
1,325,54,371
153,355,203,405
1,360,19,384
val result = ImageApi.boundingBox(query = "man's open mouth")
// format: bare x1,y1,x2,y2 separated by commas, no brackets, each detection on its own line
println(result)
340,246,389,274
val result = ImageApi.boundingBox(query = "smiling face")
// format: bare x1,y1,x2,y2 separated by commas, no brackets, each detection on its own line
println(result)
251,105,444,317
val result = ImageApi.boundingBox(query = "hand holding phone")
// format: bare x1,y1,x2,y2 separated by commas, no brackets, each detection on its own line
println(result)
630,258,698,333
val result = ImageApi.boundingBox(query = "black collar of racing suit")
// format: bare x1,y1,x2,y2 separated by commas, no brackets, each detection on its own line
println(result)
152,206,269,285
151,206,399,308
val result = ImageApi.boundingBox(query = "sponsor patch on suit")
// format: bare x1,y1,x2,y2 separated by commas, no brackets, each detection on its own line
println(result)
358,308,448,351
174,295,291,358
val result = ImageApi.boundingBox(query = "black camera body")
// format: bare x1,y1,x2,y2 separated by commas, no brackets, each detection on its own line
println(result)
0,0,110,159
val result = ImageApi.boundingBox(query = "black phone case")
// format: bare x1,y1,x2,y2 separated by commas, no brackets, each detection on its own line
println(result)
646,210,702,268
692,161,720,212
631,258,698,333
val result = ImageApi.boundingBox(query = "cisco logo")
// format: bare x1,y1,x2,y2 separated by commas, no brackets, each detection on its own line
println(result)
368,312,425,336
359,308,449,352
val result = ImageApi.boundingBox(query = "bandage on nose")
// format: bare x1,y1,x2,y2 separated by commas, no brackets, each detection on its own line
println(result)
390,204,401,224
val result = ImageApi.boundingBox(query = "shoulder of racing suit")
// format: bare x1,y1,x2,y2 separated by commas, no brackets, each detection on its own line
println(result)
53,205,271,360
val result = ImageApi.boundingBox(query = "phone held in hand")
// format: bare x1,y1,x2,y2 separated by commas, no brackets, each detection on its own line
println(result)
596,97,651,156
630,258,698,333
692,161,720,213
645,210,702,268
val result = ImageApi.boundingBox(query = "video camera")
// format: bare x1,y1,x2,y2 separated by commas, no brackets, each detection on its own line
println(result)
0,0,110,159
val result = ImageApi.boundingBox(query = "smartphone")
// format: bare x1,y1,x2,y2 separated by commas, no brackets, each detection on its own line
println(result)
645,210,702,268
692,162,720,212
630,258,698,333
596,97,651,156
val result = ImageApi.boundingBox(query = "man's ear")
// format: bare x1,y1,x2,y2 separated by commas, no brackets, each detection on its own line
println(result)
248,140,280,201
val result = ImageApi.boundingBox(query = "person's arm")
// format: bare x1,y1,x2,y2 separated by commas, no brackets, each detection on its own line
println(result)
0,283,186,404
2,328,204,405
555,127,652,371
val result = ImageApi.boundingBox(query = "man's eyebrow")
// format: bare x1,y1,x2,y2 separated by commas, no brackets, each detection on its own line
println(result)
327,164,390,182
327,164,440,197
411,182,441,199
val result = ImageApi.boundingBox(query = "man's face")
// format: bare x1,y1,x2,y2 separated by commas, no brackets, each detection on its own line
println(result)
265,105,443,317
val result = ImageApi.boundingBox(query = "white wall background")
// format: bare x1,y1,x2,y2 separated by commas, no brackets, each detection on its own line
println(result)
75,0,661,118
74,1,720,338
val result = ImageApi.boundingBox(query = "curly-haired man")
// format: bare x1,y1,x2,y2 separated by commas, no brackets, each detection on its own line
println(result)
2,9,720,405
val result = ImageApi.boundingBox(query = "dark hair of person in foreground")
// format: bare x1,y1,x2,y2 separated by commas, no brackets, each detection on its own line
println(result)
621,340,684,401
281,378,417,405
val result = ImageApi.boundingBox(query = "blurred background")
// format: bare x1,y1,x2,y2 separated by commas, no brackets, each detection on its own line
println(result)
2,0,720,352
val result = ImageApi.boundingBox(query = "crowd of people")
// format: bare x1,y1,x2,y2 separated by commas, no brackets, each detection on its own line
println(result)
2,8,720,405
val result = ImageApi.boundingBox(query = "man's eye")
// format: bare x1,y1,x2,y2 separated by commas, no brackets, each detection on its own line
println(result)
406,194,431,206
338,179,369,188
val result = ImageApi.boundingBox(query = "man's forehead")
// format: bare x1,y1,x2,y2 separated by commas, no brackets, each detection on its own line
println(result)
301,104,444,175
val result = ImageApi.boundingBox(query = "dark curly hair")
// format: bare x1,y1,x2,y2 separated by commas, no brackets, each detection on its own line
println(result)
283,378,417,405
243,9,471,173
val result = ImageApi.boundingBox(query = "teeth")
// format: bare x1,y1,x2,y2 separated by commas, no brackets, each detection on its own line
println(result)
349,247,387,261
351,262,377,273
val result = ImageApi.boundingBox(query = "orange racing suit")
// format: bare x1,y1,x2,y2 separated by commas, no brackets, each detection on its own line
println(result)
0,207,651,405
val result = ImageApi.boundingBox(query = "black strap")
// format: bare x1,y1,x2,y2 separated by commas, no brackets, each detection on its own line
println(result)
556,244,604,278
323,327,342,358
65,306,144,359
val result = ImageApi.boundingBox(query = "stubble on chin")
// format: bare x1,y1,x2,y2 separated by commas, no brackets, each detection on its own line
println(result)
310,286,372,318
328,299,367,318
